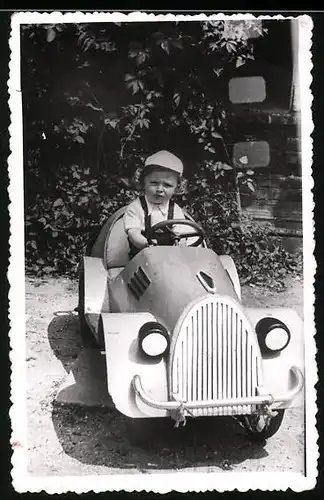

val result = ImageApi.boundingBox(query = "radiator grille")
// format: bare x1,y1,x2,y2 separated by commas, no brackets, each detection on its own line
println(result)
170,296,262,416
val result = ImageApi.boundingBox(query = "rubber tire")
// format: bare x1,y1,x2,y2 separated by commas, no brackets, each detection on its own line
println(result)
245,409,285,442
78,266,100,349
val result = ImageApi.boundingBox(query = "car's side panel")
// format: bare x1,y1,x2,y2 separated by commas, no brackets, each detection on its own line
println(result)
219,255,241,300
245,307,304,409
83,256,109,340
101,312,169,418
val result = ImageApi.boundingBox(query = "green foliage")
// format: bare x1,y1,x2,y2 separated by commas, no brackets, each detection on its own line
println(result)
22,20,300,287
25,164,135,275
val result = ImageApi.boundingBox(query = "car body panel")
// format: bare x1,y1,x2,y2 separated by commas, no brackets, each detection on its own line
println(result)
219,255,241,301
108,246,238,332
82,256,109,341
101,312,168,418
245,307,304,409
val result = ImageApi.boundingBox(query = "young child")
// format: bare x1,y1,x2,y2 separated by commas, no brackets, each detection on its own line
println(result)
124,150,187,258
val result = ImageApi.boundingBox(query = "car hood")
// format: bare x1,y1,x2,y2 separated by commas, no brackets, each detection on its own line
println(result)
109,246,238,332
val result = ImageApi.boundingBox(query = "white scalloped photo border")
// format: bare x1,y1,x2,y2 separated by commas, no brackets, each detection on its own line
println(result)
8,11,317,493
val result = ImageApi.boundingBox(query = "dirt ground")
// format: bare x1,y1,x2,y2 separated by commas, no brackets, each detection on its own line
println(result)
24,274,305,477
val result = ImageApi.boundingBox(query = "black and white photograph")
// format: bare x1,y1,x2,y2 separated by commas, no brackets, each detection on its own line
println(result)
8,11,317,493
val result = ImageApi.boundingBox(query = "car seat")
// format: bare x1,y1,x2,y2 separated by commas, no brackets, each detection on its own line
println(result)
105,217,131,278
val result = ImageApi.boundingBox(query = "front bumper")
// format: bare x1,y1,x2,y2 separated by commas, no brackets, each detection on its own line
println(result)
132,366,304,413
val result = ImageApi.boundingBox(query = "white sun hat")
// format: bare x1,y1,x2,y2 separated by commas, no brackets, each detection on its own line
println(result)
144,150,183,175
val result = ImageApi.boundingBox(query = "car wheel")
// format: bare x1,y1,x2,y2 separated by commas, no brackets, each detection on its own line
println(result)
242,409,285,442
78,266,99,349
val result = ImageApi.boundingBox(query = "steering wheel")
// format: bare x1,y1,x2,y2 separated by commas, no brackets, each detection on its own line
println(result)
146,219,205,248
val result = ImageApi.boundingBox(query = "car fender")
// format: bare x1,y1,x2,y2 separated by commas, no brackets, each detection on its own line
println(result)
245,307,304,409
83,256,109,312
219,255,241,301
82,256,109,338
100,312,168,418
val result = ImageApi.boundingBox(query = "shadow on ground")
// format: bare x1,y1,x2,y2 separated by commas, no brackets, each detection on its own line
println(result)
51,404,268,471
47,312,84,373
48,312,268,471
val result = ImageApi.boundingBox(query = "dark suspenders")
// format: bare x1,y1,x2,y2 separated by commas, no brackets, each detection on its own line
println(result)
129,197,175,258
139,196,150,234
139,196,175,234
168,199,175,221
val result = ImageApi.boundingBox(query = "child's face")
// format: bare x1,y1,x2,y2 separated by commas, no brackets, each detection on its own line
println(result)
144,169,178,205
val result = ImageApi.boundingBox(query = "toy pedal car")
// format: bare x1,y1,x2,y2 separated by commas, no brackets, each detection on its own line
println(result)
78,206,304,441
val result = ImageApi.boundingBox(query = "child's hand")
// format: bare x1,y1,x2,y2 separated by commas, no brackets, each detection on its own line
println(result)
149,239,158,246
128,229,150,250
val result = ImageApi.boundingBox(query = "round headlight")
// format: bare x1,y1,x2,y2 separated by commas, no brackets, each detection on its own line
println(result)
138,322,170,358
264,327,290,351
256,317,291,355
142,333,168,357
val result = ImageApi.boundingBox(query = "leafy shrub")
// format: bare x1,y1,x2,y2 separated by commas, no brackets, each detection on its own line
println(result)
25,164,135,275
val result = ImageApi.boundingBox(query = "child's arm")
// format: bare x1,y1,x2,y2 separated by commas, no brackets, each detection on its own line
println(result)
124,200,151,250
127,228,149,250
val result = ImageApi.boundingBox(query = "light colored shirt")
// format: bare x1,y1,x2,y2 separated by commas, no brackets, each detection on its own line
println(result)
124,196,185,233
124,196,199,246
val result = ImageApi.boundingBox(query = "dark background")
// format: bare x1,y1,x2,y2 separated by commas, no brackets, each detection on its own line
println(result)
1,8,323,499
